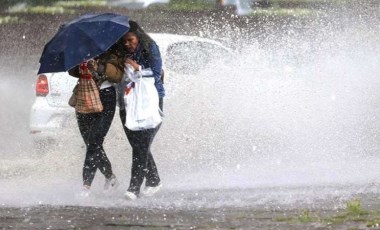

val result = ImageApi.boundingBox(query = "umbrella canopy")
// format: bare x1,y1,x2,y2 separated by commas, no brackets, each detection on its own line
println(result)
38,13,129,74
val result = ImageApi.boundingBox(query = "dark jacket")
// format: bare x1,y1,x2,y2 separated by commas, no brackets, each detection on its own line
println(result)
129,42,165,98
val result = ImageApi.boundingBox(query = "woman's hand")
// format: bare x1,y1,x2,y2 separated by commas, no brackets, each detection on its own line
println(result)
87,59,98,71
125,58,140,71
124,63,140,82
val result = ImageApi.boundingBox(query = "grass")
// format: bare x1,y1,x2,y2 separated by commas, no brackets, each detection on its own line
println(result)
274,199,380,227
54,0,106,8
298,210,320,223
325,199,370,225
251,7,315,17
11,6,74,14
0,16,21,24
258,0,349,6
166,0,214,11
6,0,105,14
274,210,320,223
367,219,380,228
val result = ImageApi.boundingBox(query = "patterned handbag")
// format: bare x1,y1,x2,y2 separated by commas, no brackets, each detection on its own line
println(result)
74,62,103,113
68,84,78,107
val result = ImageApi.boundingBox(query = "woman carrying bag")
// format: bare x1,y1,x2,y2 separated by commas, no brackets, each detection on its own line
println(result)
68,59,119,197
118,21,165,200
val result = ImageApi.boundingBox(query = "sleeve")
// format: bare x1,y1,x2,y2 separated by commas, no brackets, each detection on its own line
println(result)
105,63,123,83
149,42,163,82
102,54,124,83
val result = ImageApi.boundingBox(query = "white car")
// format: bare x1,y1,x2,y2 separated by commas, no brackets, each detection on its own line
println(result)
30,33,232,147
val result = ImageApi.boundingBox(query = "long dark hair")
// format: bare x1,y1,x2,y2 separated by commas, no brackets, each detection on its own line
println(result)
128,20,155,59
107,20,154,60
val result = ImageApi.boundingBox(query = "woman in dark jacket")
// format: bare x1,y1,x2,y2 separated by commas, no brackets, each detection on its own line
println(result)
118,20,165,200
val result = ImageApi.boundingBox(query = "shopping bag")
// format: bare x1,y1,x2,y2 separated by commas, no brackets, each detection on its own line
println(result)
75,62,103,113
125,77,162,130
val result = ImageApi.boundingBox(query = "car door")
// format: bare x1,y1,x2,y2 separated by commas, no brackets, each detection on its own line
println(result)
47,72,78,107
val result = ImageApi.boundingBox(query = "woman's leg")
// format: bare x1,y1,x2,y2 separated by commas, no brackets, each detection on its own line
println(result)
145,98,163,186
145,124,161,187
76,112,99,186
125,128,156,195
87,87,116,180
119,110,156,194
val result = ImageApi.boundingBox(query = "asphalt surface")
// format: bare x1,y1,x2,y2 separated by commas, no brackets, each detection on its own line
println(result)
1,189,380,229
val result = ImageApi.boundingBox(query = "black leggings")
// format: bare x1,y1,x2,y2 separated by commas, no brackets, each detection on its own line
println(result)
120,98,163,195
76,86,116,186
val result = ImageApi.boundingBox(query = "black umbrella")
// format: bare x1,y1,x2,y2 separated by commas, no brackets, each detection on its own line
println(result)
38,13,129,74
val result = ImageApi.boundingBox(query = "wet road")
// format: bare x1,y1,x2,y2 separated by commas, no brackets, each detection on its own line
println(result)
0,205,301,229
2,186,380,229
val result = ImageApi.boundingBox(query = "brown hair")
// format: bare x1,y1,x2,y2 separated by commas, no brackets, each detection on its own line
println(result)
128,20,155,59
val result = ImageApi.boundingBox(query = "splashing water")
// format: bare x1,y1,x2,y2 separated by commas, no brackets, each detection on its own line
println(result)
0,6,380,208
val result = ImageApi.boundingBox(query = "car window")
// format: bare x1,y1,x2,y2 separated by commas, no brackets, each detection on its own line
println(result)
165,41,230,74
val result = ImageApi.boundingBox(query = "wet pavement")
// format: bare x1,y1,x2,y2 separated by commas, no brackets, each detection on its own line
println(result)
0,206,351,229
2,186,380,229
0,205,289,229
0,205,306,229
0,199,378,229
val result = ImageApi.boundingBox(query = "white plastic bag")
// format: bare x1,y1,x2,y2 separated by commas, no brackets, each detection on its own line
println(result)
125,76,162,131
